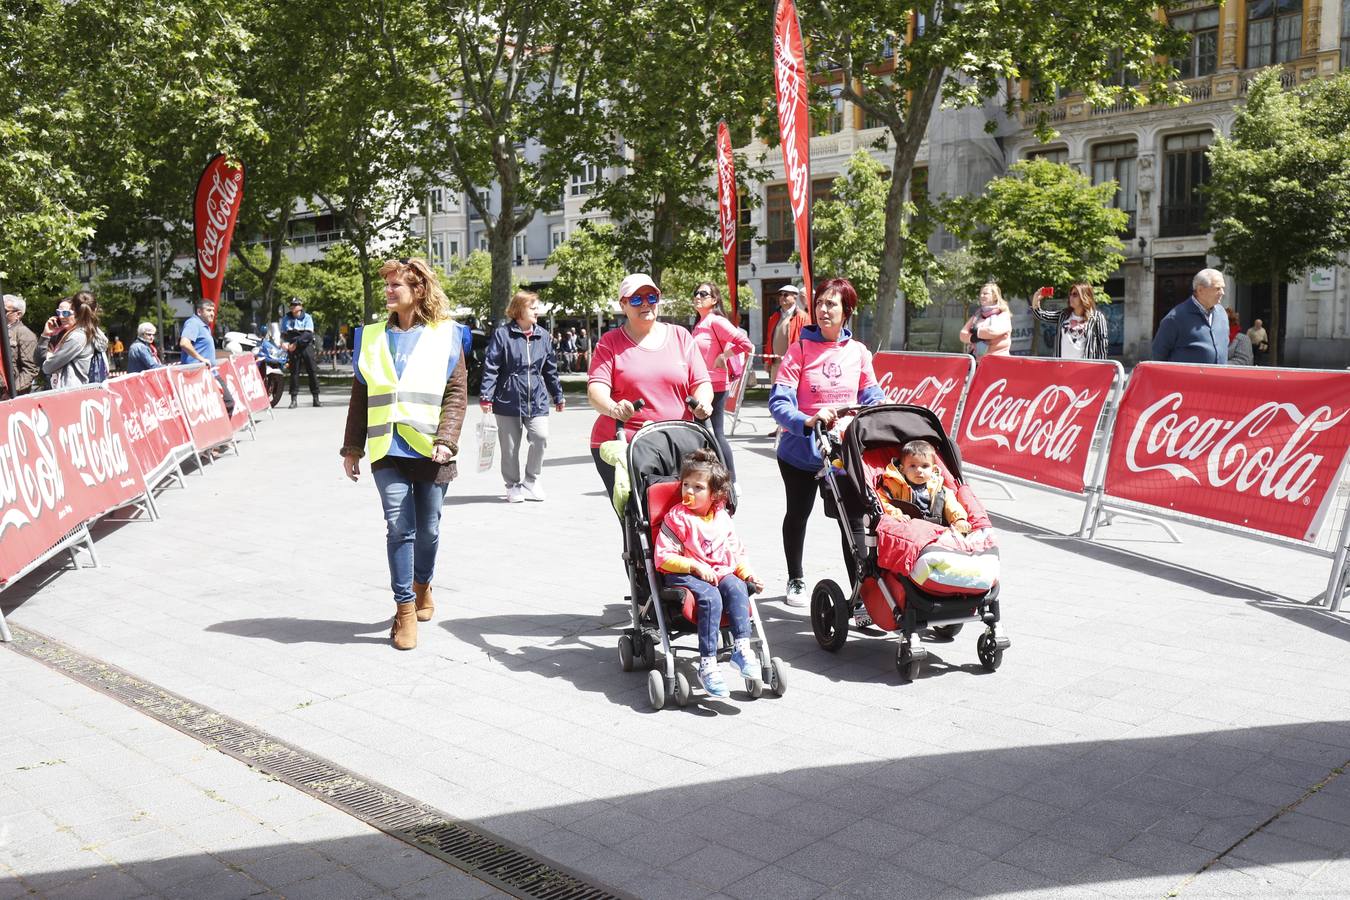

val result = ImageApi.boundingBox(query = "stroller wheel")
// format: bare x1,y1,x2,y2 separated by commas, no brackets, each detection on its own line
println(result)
647,669,666,710
769,657,788,696
618,635,635,672
933,623,964,641
746,676,764,699
674,670,692,707
810,580,850,652
978,630,1004,672
896,642,922,683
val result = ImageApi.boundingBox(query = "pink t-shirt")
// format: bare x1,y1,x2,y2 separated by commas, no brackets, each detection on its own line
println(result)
588,324,711,448
692,313,755,392
774,336,879,418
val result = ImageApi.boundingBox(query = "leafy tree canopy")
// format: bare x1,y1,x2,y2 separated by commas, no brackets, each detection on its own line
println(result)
544,223,626,320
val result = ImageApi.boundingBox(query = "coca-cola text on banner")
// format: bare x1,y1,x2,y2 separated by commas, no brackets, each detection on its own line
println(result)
232,354,271,416
141,367,194,452
167,365,234,452
772,0,812,298
957,355,1118,495
1104,363,1350,542
108,374,175,479
1,387,148,584
872,352,973,434
193,154,246,323
716,120,739,323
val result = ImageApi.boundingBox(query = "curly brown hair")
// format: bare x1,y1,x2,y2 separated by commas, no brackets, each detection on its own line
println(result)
377,257,450,325
680,448,731,502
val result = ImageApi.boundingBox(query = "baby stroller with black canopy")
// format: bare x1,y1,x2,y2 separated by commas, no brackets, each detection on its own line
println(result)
809,403,1010,681
608,418,786,710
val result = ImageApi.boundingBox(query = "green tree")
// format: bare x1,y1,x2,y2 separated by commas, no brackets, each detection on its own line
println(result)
804,0,1185,349
583,0,772,282
941,159,1128,304
442,251,521,325
1207,68,1350,366
544,223,625,320
813,150,933,321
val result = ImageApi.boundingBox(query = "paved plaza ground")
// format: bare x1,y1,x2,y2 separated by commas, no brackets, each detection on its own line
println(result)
4,389,1350,899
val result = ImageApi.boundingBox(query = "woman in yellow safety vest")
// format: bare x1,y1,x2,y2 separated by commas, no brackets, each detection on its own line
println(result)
341,258,468,650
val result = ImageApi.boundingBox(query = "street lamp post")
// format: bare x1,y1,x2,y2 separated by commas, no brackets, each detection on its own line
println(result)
147,217,171,356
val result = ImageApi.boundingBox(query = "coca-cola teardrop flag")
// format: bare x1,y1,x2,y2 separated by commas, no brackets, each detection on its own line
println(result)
716,120,739,323
193,155,245,324
772,0,812,298
1104,363,1350,542
873,352,975,433
957,355,1118,494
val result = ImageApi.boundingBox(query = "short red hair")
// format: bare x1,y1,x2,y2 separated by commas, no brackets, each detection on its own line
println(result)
815,277,858,321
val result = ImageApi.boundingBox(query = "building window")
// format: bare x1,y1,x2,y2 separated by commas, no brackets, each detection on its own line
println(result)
765,184,794,262
570,163,599,196
431,233,448,270
1160,132,1212,237
470,188,489,220
1247,0,1303,68
513,233,527,264
428,188,445,214
1171,8,1220,78
477,234,489,252
1342,0,1350,69
1104,49,1141,87
737,201,752,264
1092,140,1138,236
814,84,846,136
448,237,461,265
1027,147,1069,165
549,224,566,251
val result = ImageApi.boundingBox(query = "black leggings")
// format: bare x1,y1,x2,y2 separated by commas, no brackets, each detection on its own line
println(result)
710,390,736,483
779,459,864,586
592,448,616,497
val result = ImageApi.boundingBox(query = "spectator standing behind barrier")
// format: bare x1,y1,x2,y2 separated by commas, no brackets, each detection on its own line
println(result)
1247,318,1269,365
586,273,713,497
126,323,162,372
770,277,886,608
341,258,467,651
39,292,109,389
764,285,809,383
1151,268,1229,364
179,299,236,417
691,281,754,491
281,298,321,408
1227,308,1254,366
3,294,40,396
960,283,1012,358
479,290,565,503
1030,282,1109,360
109,334,125,372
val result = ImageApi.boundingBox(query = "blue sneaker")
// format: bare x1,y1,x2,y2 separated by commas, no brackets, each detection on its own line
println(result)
730,646,758,680
699,664,729,698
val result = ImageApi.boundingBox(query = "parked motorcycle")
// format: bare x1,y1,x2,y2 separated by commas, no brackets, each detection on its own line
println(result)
255,336,288,407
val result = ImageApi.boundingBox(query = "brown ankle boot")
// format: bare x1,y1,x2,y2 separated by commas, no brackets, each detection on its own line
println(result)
390,602,417,650
413,582,434,622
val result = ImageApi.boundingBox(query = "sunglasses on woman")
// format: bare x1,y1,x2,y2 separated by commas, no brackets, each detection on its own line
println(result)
627,292,661,307
57,309,74,318
692,289,711,298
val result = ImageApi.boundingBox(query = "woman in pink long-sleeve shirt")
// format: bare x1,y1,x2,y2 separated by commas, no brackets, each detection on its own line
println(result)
690,282,754,488
960,282,1012,358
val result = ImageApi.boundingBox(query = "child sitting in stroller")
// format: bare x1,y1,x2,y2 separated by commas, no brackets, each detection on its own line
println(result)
877,440,972,535
653,449,763,699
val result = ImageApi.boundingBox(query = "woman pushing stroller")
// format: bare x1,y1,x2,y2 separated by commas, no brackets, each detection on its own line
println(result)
653,449,763,699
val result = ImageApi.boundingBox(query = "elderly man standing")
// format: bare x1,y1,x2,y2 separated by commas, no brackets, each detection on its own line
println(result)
126,322,163,373
764,284,809,382
3,294,40,396
1151,268,1230,364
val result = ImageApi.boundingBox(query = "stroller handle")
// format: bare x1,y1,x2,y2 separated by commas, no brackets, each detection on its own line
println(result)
614,398,645,441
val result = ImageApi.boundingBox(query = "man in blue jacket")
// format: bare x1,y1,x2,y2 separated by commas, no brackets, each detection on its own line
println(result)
1151,268,1230,364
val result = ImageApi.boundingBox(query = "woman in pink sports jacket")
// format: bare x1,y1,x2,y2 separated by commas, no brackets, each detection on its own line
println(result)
690,281,754,488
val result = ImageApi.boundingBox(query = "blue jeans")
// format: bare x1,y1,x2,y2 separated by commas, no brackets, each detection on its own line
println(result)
373,467,449,604
664,573,751,657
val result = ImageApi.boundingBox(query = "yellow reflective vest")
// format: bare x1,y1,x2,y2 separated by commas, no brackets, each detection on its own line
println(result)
357,319,459,462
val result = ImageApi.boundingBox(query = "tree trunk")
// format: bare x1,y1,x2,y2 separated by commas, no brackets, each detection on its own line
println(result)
357,239,375,323
1268,264,1281,367
489,215,514,327
649,195,676,285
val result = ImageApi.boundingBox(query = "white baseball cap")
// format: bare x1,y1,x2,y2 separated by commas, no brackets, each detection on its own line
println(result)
618,273,659,299
777,284,801,295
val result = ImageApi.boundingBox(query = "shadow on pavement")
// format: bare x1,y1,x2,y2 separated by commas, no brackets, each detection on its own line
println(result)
205,617,389,645
443,493,506,506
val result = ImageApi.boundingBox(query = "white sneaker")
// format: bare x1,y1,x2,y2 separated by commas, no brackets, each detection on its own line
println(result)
520,481,546,502
784,578,807,607
506,484,525,503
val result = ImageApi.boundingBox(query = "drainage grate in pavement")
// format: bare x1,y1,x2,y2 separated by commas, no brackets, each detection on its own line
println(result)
7,625,627,900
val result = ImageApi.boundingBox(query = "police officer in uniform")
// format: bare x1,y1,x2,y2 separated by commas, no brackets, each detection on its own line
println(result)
281,298,321,407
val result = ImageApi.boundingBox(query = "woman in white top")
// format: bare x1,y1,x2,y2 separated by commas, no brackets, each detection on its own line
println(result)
1030,282,1109,360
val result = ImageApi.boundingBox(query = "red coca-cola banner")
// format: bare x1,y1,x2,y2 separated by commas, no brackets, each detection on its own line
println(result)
716,120,739,323
230,354,270,416
772,0,812,297
108,375,176,480
1,387,147,584
216,359,251,432
958,355,1118,494
872,352,974,433
167,365,234,452
1104,363,1350,542
141,367,194,451
194,154,245,316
